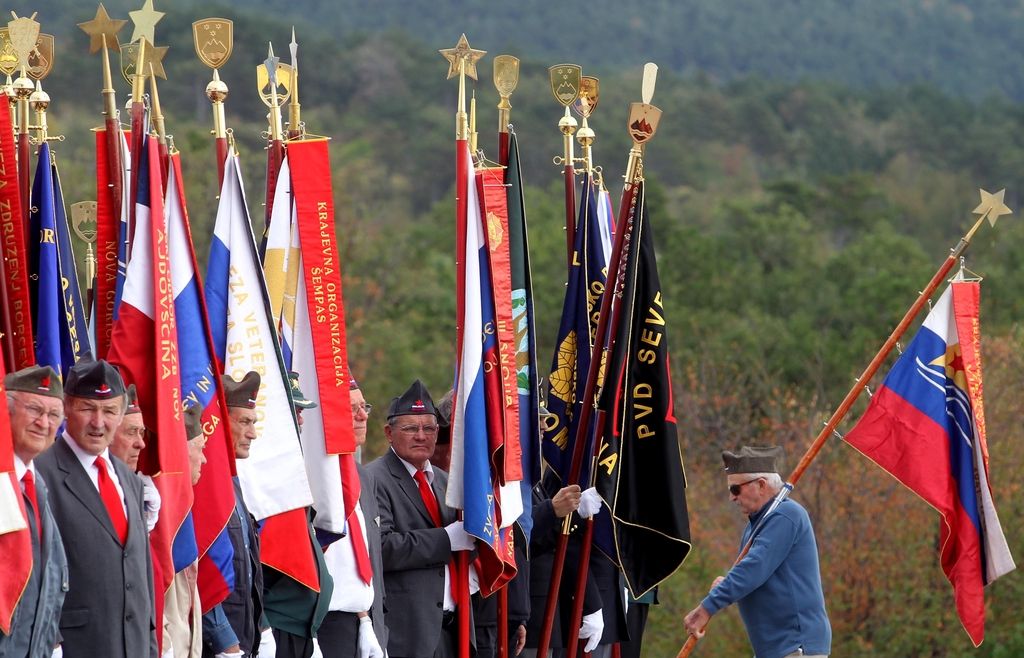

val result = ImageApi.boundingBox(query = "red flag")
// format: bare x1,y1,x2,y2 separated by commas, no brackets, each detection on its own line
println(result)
0,106,33,368
0,363,31,633
108,139,195,649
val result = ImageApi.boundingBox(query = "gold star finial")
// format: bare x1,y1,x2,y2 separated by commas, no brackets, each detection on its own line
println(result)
128,0,164,46
439,34,486,81
146,42,168,80
973,188,1012,227
78,4,127,54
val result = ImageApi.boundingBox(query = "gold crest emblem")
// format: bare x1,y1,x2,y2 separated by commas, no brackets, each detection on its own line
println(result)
120,41,166,83
7,15,39,72
486,211,504,251
192,18,232,69
627,102,662,145
0,29,20,76
548,63,581,107
573,76,599,118
256,62,293,107
70,202,98,243
493,55,519,98
120,41,139,84
27,33,54,80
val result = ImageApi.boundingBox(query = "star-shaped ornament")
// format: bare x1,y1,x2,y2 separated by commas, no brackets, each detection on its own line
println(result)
439,33,486,81
146,42,168,80
78,4,127,54
129,0,164,47
973,188,1012,226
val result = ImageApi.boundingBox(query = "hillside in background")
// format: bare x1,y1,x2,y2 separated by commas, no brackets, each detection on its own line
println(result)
3,1,1023,655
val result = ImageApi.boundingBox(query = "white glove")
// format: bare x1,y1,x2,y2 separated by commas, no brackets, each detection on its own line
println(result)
311,638,324,658
468,562,480,595
141,475,161,532
578,487,602,519
579,609,605,653
257,627,277,657
51,647,62,658
214,652,244,658
444,520,475,551
357,616,385,658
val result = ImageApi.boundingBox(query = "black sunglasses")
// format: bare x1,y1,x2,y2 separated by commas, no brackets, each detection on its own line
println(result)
729,478,763,496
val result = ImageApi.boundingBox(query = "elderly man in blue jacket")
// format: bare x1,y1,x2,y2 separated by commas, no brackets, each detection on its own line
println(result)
683,446,831,658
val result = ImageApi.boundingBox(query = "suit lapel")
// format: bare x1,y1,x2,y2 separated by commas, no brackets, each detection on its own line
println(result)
386,450,438,528
55,438,122,545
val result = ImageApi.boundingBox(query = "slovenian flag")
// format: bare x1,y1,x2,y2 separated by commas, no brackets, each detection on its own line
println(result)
845,281,1015,646
166,153,238,610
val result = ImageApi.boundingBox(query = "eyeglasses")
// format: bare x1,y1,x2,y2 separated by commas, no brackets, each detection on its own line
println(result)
18,400,64,426
397,424,438,435
728,478,763,496
351,403,373,416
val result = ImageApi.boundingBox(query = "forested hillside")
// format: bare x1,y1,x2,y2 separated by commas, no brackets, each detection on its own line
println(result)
8,0,1024,654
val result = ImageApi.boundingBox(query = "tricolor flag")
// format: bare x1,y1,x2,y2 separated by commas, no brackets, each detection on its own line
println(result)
205,151,318,591
542,173,607,486
166,153,238,610
594,180,690,597
448,140,518,594
108,138,196,650
845,281,1015,645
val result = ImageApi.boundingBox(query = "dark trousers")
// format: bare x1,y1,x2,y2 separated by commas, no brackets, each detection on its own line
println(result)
317,611,360,658
390,614,458,658
618,601,650,658
273,628,314,658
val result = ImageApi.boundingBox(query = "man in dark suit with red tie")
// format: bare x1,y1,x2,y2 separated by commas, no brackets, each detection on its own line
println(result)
0,365,68,658
366,379,476,658
34,358,156,658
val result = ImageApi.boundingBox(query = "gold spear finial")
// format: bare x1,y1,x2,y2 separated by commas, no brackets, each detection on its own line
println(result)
9,13,38,138
71,201,98,285
130,37,147,103
288,26,301,138
148,63,165,145
440,34,486,140
28,78,49,141
493,55,519,134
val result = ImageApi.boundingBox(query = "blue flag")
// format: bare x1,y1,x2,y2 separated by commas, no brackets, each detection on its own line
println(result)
542,175,607,486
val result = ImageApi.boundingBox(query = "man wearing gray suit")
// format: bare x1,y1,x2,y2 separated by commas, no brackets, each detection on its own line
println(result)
0,365,68,658
34,358,156,658
366,379,476,658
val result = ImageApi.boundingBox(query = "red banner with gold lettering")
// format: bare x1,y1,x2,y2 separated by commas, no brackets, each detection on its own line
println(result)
93,129,122,358
477,167,522,484
0,108,33,368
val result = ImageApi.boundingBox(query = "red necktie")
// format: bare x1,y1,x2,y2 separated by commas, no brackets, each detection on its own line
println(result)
414,470,442,527
348,509,373,585
21,470,41,541
414,470,459,604
94,456,128,545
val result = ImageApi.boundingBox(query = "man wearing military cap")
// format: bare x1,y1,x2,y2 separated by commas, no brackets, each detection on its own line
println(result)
0,365,68,657
34,357,157,657
111,384,146,470
202,372,265,658
683,445,831,658
366,379,476,658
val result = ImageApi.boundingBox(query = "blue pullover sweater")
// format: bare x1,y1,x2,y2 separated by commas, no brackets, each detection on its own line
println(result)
702,497,831,658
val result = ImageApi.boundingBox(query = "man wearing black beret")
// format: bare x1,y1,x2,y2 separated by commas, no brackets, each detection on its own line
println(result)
34,357,157,657
683,445,831,658
366,379,476,658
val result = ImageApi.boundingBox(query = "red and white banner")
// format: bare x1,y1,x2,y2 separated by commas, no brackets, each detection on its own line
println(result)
0,107,33,368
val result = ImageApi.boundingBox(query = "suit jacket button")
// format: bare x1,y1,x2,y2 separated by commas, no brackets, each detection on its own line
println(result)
126,613,134,622
436,602,442,608
126,582,133,591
